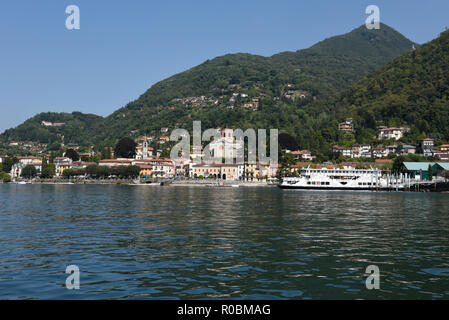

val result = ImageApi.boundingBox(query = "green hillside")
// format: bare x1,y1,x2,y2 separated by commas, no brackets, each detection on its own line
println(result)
1,23,416,152
0,112,103,147
332,28,449,145
98,24,415,143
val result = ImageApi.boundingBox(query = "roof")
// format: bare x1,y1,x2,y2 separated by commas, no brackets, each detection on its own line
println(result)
138,164,153,169
402,162,435,171
99,159,132,163
435,162,449,170
375,159,393,163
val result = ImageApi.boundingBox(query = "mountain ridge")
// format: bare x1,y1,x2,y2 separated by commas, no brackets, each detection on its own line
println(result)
0,23,417,153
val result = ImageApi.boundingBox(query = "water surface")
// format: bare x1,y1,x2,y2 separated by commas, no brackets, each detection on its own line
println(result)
0,185,448,299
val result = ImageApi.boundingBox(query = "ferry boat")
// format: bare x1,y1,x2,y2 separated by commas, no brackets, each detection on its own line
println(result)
278,166,388,190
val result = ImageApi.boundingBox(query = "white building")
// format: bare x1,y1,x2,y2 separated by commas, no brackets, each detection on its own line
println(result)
332,146,353,158
207,128,243,161
372,147,388,158
377,127,410,140
135,140,154,160
420,138,434,157
10,156,43,179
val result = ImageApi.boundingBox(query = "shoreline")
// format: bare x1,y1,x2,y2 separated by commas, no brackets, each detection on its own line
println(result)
4,180,275,187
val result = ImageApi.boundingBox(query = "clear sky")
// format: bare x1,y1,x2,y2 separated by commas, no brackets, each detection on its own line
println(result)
1,0,448,133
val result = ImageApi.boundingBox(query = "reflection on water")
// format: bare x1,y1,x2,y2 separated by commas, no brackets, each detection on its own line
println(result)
0,185,448,299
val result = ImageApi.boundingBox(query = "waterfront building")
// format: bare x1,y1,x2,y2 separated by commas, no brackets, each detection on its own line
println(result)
190,163,221,179
401,162,436,180
53,157,73,176
219,164,240,180
10,156,43,178
137,164,153,178
190,163,241,180
244,162,258,181
150,159,175,178
433,163,449,177
99,159,133,167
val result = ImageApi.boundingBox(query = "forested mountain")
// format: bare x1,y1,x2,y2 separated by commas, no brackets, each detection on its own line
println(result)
330,28,449,146
0,112,103,147
98,23,415,145
1,23,417,153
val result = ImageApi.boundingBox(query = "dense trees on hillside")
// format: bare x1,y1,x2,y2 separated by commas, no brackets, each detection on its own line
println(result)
0,24,415,154
114,138,137,159
4,25,449,162
65,148,79,161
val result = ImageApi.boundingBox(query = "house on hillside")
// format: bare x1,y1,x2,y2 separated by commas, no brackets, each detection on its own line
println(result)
377,127,410,140
338,118,354,132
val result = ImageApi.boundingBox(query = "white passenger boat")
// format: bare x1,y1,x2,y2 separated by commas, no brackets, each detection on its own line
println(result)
278,166,388,190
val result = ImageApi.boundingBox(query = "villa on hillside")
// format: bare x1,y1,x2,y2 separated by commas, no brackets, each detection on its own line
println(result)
377,127,410,140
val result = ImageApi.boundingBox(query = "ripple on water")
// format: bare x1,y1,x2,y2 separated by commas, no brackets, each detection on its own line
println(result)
1,185,449,299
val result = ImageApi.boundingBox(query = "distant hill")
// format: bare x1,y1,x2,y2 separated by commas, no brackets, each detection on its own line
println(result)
99,23,415,143
1,23,416,150
0,112,103,147
123,24,414,107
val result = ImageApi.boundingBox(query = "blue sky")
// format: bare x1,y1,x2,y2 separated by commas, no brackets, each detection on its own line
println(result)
1,0,448,133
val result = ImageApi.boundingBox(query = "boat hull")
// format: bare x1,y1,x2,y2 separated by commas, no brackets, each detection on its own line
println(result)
278,185,374,190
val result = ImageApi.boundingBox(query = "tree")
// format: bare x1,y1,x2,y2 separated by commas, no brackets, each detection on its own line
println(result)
0,171,11,183
114,138,137,159
65,148,79,161
428,164,433,181
2,156,18,173
40,156,52,178
21,165,37,179
392,156,405,173
278,133,298,151
101,147,111,160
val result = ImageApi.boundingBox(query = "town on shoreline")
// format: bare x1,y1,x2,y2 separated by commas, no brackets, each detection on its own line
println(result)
1,127,449,188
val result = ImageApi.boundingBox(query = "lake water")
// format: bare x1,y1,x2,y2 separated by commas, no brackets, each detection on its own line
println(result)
0,184,448,299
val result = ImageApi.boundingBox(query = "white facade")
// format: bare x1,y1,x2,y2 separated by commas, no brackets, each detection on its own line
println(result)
136,141,154,160
279,167,386,190
377,127,410,140
10,157,43,179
